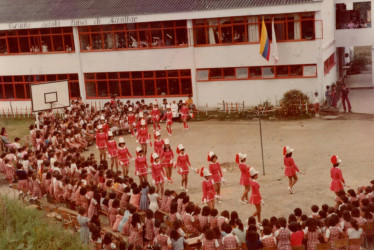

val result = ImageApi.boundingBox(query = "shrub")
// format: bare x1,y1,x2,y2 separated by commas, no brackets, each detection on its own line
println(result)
0,196,88,250
280,90,310,117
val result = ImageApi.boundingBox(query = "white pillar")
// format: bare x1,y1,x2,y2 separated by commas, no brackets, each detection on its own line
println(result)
187,19,199,107
72,26,86,100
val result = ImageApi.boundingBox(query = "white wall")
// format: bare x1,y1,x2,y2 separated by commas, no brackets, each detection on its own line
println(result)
196,77,320,108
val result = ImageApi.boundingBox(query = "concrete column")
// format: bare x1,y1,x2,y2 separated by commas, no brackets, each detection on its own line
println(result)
187,19,199,107
372,45,374,87
72,26,86,100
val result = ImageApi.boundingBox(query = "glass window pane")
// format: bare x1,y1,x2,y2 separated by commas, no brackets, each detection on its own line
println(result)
209,69,222,79
236,68,248,79
155,71,166,78
108,72,118,79
52,35,63,51
47,75,57,81
69,82,80,98
119,72,130,79
108,80,119,96
250,67,261,78
144,80,155,96
97,81,108,97
132,72,142,79
276,66,289,77
120,80,131,97
35,75,45,82
175,20,186,27
156,79,167,95
0,84,3,98
194,28,207,45
69,74,78,80
221,26,233,43
115,32,127,49
41,36,51,52
19,37,30,53
79,27,89,32
86,81,96,97
96,73,107,79
132,80,143,96
143,71,154,78
0,38,7,54
197,70,209,81
168,79,180,95
262,67,275,78
290,65,303,76
15,84,25,98
180,70,191,77
8,38,19,53
85,73,95,80
40,28,50,34
163,21,175,28
104,33,114,49
3,76,12,82
233,25,246,42
3,84,15,99
25,75,34,82
18,30,28,36
14,76,23,82
181,79,192,94
80,34,91,50
168,70,179,77
303,65,317,76
91,34,102,50
223,68,235,79
25,83,30,98
176,28,187,45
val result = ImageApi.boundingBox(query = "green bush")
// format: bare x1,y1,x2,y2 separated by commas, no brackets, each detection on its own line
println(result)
0,196,88,250
280,90,310,117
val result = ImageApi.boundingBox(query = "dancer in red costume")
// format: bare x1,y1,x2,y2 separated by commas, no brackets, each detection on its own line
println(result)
201,167,216,209
161,139,174,184
95,125,108,161
118,137,133,177
283,146,304,194
180,101,190,130
236,152,251,204
176,144,191,192
135,146,149,183
329,155,347,195
106,131,118,171
153,131,164,156
208,151,223,203
137,119,150,156
151,153,166,196
161,104,173,136
151,102,161,131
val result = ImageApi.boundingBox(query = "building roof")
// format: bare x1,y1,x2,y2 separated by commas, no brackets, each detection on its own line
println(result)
0,0,319,23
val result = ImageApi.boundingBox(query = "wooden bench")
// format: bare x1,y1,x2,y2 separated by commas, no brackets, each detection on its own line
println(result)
185,237,201,250
102,226,128,242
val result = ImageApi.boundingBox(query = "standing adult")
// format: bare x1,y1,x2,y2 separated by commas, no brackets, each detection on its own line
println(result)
341,84,352,113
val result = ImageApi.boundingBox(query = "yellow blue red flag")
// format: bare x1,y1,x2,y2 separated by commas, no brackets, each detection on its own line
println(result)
260,17,270,61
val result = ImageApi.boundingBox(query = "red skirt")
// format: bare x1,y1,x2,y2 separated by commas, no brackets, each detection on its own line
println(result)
206,190,216,202
240,177,251,186
108,149,118,158
119,158,130,165
284,166,296,177
178,166,189,175
97,139,107,149
137,168,148,176
211,174,221,183
154,175,165,184
330,180,343,192
166,120,173,126
249,194,261,205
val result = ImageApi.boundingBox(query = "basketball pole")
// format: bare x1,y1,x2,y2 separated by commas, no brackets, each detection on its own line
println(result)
259,114,265,175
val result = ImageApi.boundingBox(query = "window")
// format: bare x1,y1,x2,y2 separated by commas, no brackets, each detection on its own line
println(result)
336,2,371,29
196,64,317,81
324,53,336,75
0,74,80,100
84,69,192,98
193,12,316,46
79,20,188,52
0,27,74,55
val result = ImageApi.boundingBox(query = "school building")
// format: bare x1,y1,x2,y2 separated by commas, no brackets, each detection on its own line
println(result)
0,0,365,111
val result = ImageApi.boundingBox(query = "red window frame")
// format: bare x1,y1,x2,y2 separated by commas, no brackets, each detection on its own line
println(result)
79,20,188,52
0,74,80,100
196,64,317,81
324,53,336,75
84,69,192,99
193,12,316,46
0,27,75,55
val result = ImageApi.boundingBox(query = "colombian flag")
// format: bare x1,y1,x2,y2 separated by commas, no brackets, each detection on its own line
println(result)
260,17,270,61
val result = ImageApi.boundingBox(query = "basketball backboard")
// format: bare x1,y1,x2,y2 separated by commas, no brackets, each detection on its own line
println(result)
30,80,70,112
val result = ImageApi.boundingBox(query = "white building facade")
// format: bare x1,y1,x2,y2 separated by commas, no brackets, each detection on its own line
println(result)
0,0,338,110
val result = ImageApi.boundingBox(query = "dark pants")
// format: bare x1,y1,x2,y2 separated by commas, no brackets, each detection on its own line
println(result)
342,97,352,112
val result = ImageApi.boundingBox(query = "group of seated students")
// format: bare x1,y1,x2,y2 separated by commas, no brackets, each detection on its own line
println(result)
0,98,372,250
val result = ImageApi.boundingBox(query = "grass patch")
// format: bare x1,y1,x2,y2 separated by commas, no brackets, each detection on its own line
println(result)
0,196,87,250
0,118,34,145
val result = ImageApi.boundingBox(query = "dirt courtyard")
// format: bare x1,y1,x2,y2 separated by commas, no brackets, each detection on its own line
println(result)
84,116,374,222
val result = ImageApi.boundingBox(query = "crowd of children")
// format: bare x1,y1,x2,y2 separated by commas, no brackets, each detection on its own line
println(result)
0,97,369,250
